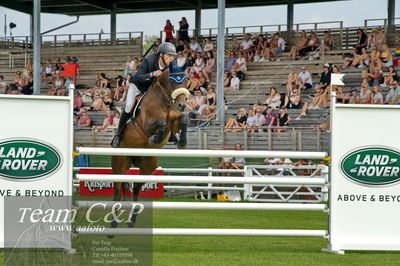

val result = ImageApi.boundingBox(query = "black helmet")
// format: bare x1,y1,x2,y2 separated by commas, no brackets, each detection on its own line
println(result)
157,42,177,55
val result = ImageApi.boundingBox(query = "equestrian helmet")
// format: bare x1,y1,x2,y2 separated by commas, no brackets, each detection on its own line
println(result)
157,42,177,55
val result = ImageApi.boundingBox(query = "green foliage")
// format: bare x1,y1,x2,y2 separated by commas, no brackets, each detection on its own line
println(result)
143,35,159,54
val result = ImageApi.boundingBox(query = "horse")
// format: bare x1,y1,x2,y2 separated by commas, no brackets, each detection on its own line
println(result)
110,67,189,232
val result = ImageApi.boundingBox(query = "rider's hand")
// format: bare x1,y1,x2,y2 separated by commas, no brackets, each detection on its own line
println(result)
153,70,162,77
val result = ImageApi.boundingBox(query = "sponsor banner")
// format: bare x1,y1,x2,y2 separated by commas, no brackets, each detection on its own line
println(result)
79,168,165,198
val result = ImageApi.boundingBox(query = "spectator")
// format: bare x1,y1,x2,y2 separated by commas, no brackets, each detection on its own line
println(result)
187,72,205,92
225,108,247,132
380,44,393,68
20,72,33,95
203,38,214,53
371,85,383,104
202,87,216,119
335,86,348,103
297,66,313,90
288,31,308,60
347,88,358,104
124,56,136,76
270,32,285,61
73,91,83,112
223,71,231,87
367,68,383,87
230,143,246,170
265,87,281,108
275,107,291,133
76,144,89,167
113,75,124,101
383,66,398,87
176,51,187,67
319,31,333,53
48,72,64,96
94,110,115,132
120,73,132,101
226,37,240,54
90,92,108,111
178,17,190,43
218,146,233,169
163,19,174,42
285,68,298,95
69,56,81,83
342,48,358,69
190,39,202,53
113,110,120,127
77,109,92,127
246,108,257,132
192,89,207,115
253,108,266,132
284,87,302,109
23,58,33,79
176,39,185,53
357,84,372,104
296,87,328,120
264,106,277,128
369,45,382,73
232,51,246,73
352,47,369,68
387,80,400,104
240,33,253,61
0,75,7,94
99,73,111,93
297,32,319,58
255,35,266,61
103,91,113,110
225,71,240,91
367,27,385,50
315,64,331,91
225,51,237,72
246,34,258,62
355,28,367,54
202,51,216,82
40,59,53,84
13,71,25,93
192,52,204,74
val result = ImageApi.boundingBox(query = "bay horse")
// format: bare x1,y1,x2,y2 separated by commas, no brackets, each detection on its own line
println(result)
110,68,189,231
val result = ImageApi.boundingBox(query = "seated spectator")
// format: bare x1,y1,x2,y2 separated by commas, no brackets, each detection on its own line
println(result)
94,110,115,132
383,66,398,87
297,32,319,58
255,35,266,61
275,107,291,133
297,66,313,90
347,88,358,104
202,87,216,119
367,27,385,50
226,37,240,54
73,91,83,112
190,38,202,53
265,86,281,108
380,44,393,68
367,68,383,87
113,75,124,101
224,71,231,87
203,38,214,53
284,86,302,109
48,72,64,96
371,85,383,104
352,47,369,68
285,68,298,95
230,143,246,170
260,37,271,62
84,74,101,96
232,52,246,72
355,28,368,54
20,72,33,95
23,58,33,80
342,48,358,69
120,73,132,102
357,84,372,104
369,47,382,74
176,51,187,68
288,31,308,60
387,80,400,104
192,52,204,74
0,75,7,94
218,146,233,169
296,87,329,120
113,110,120,126
319,31,333,53
41,59,53,84
103,91,113,110
225,71,240,91
99,73,111,93
225,51,237,72
176,39,185,53
90,92,108,111
254,108,266,132
264,106,277,128
246,108,257,132
187,72,205,92
247,34,259,62
13,71,26,93
269,32,285,61
314,64,331,91
77,109,92,127
202,51,216,82
240,33,254,61
264,157,282,165
225,108,247,132
335,86,348,103
193,89,207,114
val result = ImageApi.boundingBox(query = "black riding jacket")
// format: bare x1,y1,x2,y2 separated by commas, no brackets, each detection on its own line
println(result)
132,53,161,93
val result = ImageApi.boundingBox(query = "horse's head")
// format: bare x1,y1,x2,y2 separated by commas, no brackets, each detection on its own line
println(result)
159,65,190,112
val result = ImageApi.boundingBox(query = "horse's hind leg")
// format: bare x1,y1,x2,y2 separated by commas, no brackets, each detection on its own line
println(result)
127,156,158,228
109,155,131,237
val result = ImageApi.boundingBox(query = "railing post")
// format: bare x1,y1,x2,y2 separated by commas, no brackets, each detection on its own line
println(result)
243,166,252,200
296,24,299,36
267,128,272,150
345,27,349,49
364,20,367,30
242,27,246,37
91,128,96,147
54,35,57,48
314,23,317,33
128,32,132,46
203,132,208,149
278,25,281,33
83,34,86,47
68,35,72,47
316,127,321,151
298,131,302,151
140,32,144,56
198,128,202,150
221,127,225,148
25,36,29,48
209,28,212,38
339,21,343,50
291,129,297,151
225,28,229,44
207,167,212,200
99,33,102,46
11,37,14,49
160,30,163,40
244,128,248,150
260,26,263,34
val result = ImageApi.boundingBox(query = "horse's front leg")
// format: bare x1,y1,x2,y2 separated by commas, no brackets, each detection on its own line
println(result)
147,118,167,146
177,113,188,149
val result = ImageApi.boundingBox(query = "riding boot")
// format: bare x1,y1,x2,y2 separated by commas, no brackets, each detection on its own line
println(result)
111,110,132,148
177,114,188,149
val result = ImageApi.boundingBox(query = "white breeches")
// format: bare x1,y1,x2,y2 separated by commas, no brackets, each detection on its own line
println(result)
125,83,141,113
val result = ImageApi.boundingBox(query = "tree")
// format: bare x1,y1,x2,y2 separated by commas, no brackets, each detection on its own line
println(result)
143,35,158,54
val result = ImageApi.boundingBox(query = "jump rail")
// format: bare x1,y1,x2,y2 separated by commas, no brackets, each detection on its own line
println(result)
76,147,328,160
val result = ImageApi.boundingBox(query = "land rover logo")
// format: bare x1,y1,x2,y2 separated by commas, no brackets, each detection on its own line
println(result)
0,139,62,180
340,147,400,186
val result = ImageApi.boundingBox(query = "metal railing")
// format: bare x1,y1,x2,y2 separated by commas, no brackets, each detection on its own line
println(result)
364,17,400,28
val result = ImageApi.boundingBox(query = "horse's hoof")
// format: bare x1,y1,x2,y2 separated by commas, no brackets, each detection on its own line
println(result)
107,234,115,239
177,140,187,149
111,220,118,228
127,221,135,228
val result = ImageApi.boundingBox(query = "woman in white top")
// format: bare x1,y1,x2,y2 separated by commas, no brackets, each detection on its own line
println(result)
224,72,240,91
124,56,136,76
203,38,214,53
285,68,298,95
232,52,246,72
48,72,64,96
357,84,372,104
192,52,204,74
371,85,383,104
265,87,281,108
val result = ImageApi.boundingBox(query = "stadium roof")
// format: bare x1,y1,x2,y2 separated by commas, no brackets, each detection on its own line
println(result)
4,0,344,16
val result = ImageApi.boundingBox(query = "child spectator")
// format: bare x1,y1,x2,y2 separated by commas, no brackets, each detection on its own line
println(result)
0,75,7,94
163,20,174,42
297,66,313,90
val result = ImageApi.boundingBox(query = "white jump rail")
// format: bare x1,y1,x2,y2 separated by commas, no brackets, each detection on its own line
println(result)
75,201,327,211
76,174,327,185
76,228,328,237
76,147,328,160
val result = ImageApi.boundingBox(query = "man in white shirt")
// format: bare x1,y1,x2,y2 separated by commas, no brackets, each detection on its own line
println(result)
240,33,253,60
297,66,313,89
190,38,202,53
246,108,257,132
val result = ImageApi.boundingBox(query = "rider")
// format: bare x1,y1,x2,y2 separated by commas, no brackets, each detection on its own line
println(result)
111,42,177,148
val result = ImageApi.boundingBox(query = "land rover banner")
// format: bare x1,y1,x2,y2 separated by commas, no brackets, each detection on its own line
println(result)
0,94,73,249
328,101,400,253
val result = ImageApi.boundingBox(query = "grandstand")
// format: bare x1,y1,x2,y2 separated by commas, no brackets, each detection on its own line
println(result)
0,18,399,151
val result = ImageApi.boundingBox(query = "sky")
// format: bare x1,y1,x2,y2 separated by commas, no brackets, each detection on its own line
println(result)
0,0,399,39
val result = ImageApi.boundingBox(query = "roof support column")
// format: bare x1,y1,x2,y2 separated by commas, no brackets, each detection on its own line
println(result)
216,0,225,124
33,0,41,95
110,2,117,45
195,0,202,38
387,0,395,27
287,0,294,31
